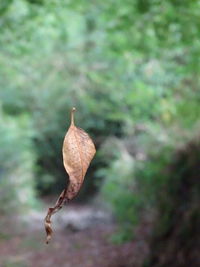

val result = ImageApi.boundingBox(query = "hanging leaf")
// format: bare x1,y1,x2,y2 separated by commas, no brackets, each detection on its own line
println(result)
44,107,96,244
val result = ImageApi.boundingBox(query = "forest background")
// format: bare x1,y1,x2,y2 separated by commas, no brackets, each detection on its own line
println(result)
0,0,199,266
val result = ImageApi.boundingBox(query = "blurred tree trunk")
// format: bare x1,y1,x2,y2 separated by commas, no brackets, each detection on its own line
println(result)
146,137,200,267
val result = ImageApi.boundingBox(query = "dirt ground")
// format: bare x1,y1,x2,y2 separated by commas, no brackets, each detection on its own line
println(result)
0,203,150,267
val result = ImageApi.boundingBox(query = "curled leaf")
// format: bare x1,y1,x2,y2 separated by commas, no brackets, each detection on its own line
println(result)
44,108,96,243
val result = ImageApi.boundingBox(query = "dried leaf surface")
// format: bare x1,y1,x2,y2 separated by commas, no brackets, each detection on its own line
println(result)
44,108,96,243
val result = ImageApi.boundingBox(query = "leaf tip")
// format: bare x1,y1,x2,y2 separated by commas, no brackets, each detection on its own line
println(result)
44,216,53,244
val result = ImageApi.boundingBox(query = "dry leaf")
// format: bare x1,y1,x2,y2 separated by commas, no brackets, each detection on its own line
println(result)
44,107,96,243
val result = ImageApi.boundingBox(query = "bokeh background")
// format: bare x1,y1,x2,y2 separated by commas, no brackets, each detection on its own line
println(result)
0,0,200,266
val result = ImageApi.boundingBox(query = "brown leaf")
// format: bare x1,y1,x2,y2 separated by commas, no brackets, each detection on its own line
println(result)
44,108,96,244
62,108,96,200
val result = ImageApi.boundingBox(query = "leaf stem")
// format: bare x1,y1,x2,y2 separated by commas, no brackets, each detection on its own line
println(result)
71,107,76,126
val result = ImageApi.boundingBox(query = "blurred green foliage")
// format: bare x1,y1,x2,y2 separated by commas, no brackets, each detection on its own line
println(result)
0,111,36,214
0,0,199,237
